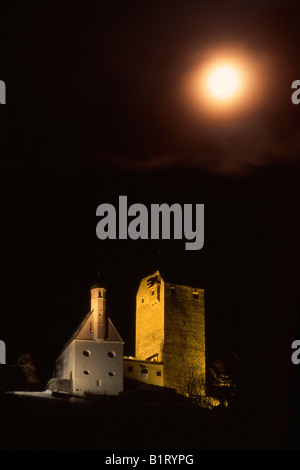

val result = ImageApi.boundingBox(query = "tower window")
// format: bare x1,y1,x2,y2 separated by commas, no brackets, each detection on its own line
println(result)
128,366,133,372
108,351,116,358
193,292,199,300
141,298,144,303
156,371,162,377
108,371,115,377
83,370,90,375
98,290,102,298
171,287,175,294
97,380,102,387
151,290,155,296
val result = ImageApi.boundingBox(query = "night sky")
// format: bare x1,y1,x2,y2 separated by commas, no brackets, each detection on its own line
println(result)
1,1,300,448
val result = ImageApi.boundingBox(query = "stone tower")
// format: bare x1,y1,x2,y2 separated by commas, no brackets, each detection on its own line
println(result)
125,270,206,395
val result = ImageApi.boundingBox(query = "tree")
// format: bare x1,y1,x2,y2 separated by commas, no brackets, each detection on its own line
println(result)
16,352,40,388
177,364,205,405
209,353,244,404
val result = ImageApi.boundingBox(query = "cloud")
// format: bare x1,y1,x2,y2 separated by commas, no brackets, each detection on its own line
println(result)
96,101,300,176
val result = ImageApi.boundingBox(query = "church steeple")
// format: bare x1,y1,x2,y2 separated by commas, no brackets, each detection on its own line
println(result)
90,273,107,340
53,273,123,396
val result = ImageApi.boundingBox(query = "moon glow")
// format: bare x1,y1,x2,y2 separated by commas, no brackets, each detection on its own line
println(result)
206,64,241,101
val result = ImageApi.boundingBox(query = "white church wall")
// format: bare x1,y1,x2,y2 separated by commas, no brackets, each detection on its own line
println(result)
55,342,75,386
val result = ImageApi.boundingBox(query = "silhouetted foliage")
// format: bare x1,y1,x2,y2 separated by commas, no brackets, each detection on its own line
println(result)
209,353,245,404
16,352,40,388
178,364,206,405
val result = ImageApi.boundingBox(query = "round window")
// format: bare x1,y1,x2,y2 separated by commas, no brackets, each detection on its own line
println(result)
83,350,91,357
108,371,115,377
83,370,90,375
108,351,116,358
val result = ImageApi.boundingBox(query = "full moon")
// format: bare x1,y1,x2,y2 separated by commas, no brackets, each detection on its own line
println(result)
183,46,270,120
207,64,241,100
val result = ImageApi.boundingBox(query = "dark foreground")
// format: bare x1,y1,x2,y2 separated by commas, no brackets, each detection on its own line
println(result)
0,390,296,451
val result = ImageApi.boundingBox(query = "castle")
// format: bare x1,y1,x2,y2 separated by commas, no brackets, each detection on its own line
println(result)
124,271,205,395
50,270,205,397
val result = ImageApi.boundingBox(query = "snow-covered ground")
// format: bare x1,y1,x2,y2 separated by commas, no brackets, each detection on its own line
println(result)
5,390,84,402
9,390,54,398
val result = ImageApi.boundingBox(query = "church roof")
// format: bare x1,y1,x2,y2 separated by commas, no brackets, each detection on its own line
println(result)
58,309,123,357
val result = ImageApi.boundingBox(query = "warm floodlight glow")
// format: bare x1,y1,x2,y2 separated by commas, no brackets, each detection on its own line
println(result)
207,64,240,100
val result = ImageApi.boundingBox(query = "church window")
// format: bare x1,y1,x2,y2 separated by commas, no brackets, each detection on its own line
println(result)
156,371,161,376
98,290,102,298
141,298,144,303
97,380,102,386
193,292,199,300
83,370,90,375
108,371,115,377
108,351,116,358
83,350,91,357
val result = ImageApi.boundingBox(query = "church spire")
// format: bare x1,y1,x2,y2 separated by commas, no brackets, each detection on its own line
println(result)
90,273,107,340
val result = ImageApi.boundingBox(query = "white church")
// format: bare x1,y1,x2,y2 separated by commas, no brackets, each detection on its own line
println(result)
50,279,124,396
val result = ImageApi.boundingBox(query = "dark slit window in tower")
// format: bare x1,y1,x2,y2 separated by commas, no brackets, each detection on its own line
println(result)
99,290,102,297
193,292,199,300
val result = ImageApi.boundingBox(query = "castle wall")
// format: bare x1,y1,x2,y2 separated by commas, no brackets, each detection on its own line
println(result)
163,283,205,395
134,271,206,396
135,273,164,361
124,358,163,386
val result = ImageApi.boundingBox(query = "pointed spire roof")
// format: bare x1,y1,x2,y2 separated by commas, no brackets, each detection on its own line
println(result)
91,272,106,289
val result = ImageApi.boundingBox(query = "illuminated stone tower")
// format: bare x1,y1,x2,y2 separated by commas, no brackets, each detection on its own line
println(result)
53,277,124,396
125,270,206,395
